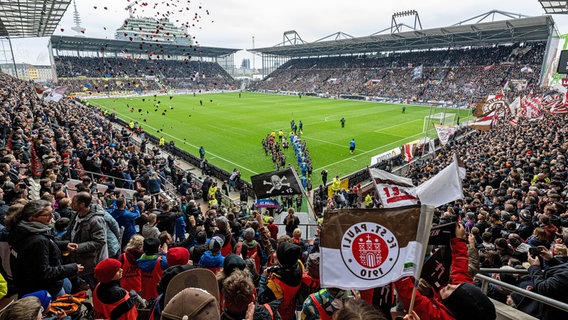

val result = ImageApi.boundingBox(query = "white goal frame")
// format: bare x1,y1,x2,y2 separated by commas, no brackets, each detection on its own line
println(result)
423,112,455,133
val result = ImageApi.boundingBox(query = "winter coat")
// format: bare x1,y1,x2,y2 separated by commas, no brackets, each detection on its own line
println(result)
9,220,78,297
109,206,140,247
528,258,568,320
147,177,162,194
103,211,121,258
198,250,224,269
395,238,472,320
66,204,108,275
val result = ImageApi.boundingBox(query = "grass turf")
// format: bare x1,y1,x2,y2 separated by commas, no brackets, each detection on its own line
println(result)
89,92,470,185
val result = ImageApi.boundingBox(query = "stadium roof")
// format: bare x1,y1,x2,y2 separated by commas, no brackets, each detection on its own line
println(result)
539,1,568,14
50,35,239,58
0,0,71,37
250,15,555,57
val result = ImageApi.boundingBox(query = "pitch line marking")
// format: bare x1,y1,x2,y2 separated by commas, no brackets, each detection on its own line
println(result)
373,119,423,132
313,131,425,172
103,109,260,175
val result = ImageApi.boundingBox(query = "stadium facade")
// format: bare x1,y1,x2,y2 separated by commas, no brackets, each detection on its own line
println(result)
114,17,192,46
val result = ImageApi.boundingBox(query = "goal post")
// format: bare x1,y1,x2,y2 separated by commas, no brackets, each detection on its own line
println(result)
423,112,455,133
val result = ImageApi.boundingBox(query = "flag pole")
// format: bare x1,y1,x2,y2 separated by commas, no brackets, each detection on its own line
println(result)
408,205,435,314
291,166,316,221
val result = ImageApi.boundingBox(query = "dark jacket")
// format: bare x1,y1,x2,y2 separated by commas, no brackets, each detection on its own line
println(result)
528,259,568,320
156,210,183,236
9,221,78,297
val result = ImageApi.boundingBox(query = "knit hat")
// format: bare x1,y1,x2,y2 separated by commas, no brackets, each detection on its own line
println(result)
223,254,246,276
209,236,224,252
277,242,301,268
143,237,160,255
22,290,51,312
519,211,532,221
162,288,219,320
441,283,496,320
94,258,122,283
167,247,190,267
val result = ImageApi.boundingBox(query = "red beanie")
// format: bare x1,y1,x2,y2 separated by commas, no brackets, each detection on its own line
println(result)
94,258,122,283
167,247,190,267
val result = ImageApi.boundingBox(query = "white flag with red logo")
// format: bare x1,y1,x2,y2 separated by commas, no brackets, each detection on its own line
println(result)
434,124,456,145
369,168,418,208
320,206,434,290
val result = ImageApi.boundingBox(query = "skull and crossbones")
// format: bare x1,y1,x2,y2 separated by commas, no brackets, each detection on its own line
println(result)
263,175,290,193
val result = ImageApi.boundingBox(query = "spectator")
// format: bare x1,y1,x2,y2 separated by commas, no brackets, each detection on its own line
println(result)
258,241,303,320
109,197,140,248
92,258,139,319
67,191,108,290
142,213,160,239
161,287,220,320
527,246,568,319
6,200,81,297
199,236,225,271
221,269,280,320
137,237,168,301
118,234,144,294
284,208,300,237
395,224,496,320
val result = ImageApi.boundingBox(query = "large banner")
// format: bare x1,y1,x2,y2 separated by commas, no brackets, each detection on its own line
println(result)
320,206,433,290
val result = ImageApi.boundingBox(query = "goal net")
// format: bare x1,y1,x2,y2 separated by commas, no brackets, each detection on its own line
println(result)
423,112,455,133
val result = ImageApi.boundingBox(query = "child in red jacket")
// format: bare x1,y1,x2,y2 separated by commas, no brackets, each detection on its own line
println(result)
395,224,496,320
93,258,139,320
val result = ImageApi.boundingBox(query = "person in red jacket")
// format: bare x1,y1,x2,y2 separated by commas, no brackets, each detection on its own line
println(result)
394,224,496,320
93,258,139,320
118,234,144,294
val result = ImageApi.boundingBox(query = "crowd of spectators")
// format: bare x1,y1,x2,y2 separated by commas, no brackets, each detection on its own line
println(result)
0,70,419,319
395,114,568,319
54,56,237,94
250,42,545,105
0,39,566,319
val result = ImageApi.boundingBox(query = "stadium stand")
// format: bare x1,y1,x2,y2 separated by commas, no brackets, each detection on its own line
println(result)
55,57,237,94
250,42,546,105
0,6,567,320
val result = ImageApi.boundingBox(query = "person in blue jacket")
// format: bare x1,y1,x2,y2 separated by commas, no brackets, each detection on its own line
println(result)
109,197,140,249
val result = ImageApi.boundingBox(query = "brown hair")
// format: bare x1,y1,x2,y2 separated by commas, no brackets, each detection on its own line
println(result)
4,200,51,230
221,269,254,313
0,296,42,320
332,299,387,320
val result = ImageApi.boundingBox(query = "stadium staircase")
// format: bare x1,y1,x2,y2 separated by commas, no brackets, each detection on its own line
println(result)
28,177,42,201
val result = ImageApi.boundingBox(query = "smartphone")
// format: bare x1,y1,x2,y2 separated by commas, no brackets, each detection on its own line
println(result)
529,247,541,257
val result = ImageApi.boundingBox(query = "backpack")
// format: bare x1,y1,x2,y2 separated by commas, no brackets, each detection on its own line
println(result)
48,291,94,320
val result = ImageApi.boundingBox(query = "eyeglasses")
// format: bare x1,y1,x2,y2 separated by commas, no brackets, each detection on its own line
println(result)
36,211,54,217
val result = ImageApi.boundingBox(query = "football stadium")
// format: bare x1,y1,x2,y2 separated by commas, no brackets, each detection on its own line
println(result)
0,1,567,319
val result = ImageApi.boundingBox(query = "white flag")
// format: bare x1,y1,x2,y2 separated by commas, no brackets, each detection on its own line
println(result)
44,86,67,103
369,168,418,208
320,206,434,290
416,155,464,208
434,124,456,145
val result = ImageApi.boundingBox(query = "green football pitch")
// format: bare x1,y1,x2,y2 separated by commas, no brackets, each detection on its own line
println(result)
88,92,470,185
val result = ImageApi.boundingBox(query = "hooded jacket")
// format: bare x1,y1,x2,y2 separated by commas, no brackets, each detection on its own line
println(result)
395,238,485,320
9,220,78,297
66,204,108,275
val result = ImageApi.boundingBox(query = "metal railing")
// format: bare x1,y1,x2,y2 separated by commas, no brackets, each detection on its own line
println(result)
272,222,319,239
475,273,568,314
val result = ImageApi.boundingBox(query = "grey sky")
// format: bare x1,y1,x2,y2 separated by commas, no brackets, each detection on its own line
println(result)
9,0,568,66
